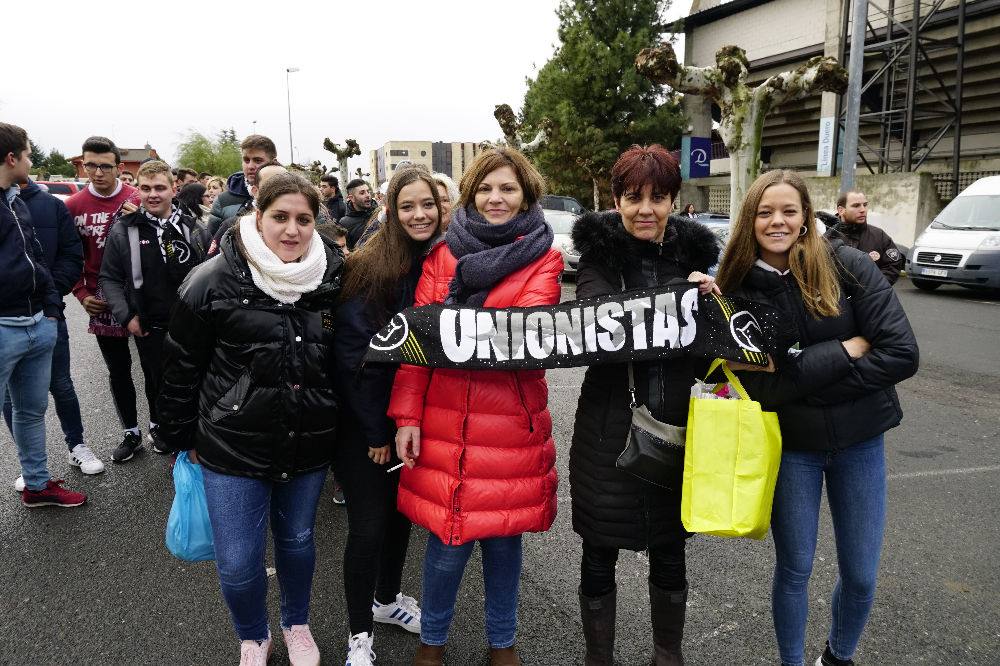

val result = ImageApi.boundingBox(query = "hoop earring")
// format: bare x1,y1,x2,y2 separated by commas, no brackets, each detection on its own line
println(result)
799,226,808,236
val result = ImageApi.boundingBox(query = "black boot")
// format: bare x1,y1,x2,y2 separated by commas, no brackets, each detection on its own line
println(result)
579,586,616,666
649,582,687,666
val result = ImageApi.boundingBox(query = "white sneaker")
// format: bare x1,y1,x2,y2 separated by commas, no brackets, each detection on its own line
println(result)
239,636,273,666
372,592,421,633
346,632,375,666
68,444,105,475
282,624,320,666
14,476,25,492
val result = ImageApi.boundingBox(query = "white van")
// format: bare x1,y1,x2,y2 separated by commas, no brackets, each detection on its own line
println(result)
909,175,1000,291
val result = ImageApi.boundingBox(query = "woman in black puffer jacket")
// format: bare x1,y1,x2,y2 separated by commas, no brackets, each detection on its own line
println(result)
157,172,343,665
569,145,720,666
716,170,918,666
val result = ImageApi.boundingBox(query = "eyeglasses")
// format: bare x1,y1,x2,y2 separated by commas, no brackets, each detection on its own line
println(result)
82,163,117,173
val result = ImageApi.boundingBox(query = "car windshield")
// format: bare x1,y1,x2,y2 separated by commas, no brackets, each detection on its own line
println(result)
44,184,72,194
545,212,576,234
931,194,1000,231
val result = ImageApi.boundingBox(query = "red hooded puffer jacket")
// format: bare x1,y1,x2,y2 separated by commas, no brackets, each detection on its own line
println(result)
389,243,564,545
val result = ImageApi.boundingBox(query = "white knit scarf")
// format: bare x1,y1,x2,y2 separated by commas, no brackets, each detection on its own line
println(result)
238,214,327,304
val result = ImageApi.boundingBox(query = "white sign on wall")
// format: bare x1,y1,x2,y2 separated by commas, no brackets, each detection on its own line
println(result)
816,117,835,177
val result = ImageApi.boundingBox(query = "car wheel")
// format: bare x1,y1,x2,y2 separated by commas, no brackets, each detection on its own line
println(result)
911,278,941,291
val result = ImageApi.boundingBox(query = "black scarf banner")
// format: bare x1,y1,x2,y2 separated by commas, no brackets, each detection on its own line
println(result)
364,282,784,370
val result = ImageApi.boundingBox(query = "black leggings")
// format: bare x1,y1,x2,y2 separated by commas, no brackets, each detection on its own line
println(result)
580,540,687,598
335,440,413,635
95,332,165,429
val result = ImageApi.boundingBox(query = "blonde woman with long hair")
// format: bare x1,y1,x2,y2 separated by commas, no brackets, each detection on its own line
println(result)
716,170,918,666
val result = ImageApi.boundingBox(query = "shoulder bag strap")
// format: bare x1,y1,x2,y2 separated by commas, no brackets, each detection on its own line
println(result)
127,225,144,290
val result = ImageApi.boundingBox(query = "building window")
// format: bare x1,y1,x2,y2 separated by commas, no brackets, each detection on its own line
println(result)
389,149,409,157
420,150,427,157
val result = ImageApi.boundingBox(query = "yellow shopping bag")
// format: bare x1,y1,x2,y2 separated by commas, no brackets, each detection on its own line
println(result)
681,358,782,539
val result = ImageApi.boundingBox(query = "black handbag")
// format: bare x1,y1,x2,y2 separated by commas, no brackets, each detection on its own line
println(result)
615,362,687,488
614,273,686,487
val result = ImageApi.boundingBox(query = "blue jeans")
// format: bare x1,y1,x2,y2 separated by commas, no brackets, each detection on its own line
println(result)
0,317,57,491
202,466,328,641
771,435,887,666
421,533,523,649
3,318,84,451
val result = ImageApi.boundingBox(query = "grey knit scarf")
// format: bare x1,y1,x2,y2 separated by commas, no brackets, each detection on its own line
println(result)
444,203,553,306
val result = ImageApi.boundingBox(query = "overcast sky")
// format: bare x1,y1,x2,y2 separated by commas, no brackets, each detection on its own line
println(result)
4,0,688,176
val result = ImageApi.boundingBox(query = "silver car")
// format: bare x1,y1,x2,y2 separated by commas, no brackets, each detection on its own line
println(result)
545,209,580,275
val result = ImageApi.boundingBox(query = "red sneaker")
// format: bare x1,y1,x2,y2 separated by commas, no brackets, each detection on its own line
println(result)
21,479,88,508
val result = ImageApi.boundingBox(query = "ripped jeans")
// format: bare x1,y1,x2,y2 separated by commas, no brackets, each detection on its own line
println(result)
202,466,328,641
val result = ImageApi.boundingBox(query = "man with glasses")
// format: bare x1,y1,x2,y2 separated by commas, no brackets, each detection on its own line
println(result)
65,136,148,463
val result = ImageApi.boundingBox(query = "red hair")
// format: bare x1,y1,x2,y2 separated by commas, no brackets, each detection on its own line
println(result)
610,144,681,201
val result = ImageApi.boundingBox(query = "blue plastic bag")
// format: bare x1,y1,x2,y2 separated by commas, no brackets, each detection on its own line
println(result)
165,451,216,562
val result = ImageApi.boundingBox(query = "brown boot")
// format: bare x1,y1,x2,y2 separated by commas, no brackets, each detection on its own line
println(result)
649,583,687,666
489,645,522,666
412,642,445,666
579,586,616,666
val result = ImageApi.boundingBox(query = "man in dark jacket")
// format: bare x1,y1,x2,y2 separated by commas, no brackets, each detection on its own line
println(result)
206,134,277,235
3,179,104,481
0,122,87,508
320,174,347,222
340,178,378,250
829,190,905,284
99,160,210,462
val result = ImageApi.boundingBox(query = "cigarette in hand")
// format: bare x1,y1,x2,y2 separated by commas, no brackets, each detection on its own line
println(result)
386,462,404,474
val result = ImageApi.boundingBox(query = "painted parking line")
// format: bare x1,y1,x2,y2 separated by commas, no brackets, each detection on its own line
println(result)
888,464,1000,480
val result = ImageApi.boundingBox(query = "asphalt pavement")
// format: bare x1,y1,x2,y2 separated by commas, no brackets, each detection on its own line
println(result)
0,277,997,665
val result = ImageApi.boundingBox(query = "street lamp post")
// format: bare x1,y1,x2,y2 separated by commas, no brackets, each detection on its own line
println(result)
285,67,299,164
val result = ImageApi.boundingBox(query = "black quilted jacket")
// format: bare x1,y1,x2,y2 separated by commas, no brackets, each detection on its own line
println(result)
568,211,719,550
156,228,343,481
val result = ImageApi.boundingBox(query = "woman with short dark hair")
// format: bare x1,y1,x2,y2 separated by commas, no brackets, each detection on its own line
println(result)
568,145,721,666
157,172,344,666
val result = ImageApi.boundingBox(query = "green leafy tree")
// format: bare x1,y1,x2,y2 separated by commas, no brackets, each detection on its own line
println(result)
521,0,686,209
45,150,76,178
175,129,242,177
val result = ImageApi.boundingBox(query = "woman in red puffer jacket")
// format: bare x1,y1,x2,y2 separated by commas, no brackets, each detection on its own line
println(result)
391,148,562,666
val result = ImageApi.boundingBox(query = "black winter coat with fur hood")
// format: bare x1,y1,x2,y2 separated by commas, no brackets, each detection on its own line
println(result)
568,211,720,550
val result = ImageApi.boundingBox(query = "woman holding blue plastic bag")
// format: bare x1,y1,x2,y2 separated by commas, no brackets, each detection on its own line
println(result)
715,170,918,666
157,172,344,666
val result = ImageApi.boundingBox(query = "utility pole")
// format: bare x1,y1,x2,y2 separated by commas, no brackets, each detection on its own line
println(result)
286,67,299,164
840,0,869,193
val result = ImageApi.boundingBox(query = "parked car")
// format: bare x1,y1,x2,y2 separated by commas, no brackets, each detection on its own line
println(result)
690,212,730,275
37,181,88,199
908,175,1000,291
544,208,580,275
541,194,586,215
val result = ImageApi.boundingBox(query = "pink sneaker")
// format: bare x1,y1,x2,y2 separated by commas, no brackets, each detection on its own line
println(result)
21,479,87,508
239,636,273,666
282,624,320,666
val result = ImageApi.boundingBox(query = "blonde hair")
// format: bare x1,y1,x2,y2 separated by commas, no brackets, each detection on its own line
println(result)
206,176,225,191
716,170,841,318
136,160,174,185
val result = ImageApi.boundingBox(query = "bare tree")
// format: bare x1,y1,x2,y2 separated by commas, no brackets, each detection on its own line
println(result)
636,43,847,215
493,104,551,154
576,157,604,211
322,138,361,190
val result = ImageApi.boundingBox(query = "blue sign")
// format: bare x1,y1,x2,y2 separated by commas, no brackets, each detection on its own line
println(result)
682,136,712,179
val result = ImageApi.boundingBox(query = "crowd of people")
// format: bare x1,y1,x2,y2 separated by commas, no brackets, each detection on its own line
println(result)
1,120,919,666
